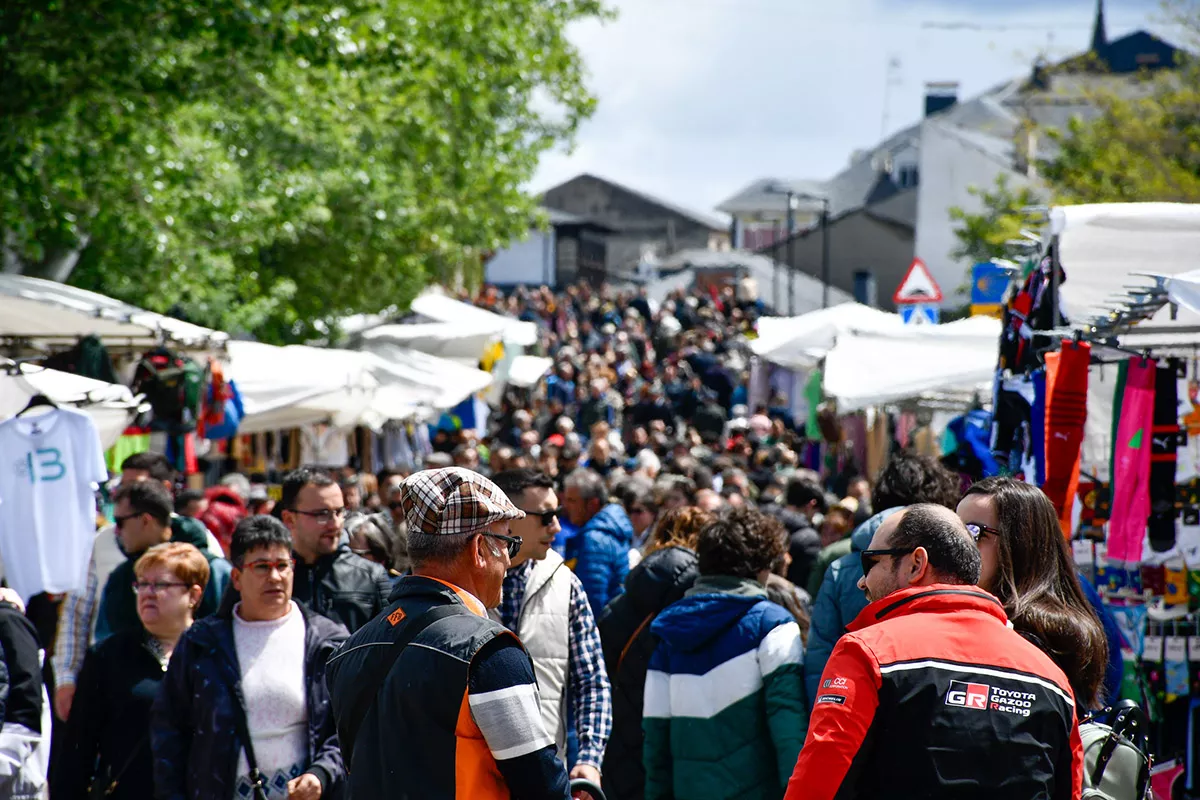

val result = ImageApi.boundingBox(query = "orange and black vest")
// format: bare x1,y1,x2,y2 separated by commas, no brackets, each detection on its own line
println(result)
327,575,523,799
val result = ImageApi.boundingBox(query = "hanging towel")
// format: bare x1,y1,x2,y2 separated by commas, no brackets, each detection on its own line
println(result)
1149,363,1180,552
1043,341,1090,538
1107,358,1156,565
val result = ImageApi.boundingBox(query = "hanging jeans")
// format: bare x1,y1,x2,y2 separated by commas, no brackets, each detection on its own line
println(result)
1107,358,1157,565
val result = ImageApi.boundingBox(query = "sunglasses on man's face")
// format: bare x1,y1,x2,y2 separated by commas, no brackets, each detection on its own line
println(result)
860,547,916,577
520,507,563,527
483,532,523,559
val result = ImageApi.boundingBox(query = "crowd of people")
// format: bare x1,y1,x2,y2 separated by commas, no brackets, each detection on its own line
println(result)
0,282,1125,800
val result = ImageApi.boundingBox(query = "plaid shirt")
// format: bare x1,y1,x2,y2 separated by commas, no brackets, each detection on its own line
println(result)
500,559,612,770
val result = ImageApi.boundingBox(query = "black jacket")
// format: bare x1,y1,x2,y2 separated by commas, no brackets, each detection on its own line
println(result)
766,506,822,589
54,629,163,800
598,546,699,800
0,601,41,734
294,545,392,633
150,603,348,800
219,544,391,634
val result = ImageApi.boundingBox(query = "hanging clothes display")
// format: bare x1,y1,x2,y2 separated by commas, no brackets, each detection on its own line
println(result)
1042,340,1090,537
0,408,109,600
1108,357,1157,565
299,423,350,468
1150,363,1181,553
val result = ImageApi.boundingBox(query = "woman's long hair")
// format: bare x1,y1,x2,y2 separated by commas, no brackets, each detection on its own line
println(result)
643,506,714,557
964,477,1108,708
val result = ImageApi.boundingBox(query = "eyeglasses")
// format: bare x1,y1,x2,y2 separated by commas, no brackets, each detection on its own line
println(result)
114,512,142,528
483,532,523,559
290,507,347,525
965,523,1002,543
860,547,917,577
132,580,189,595
240,558,296,577
519,507,563,527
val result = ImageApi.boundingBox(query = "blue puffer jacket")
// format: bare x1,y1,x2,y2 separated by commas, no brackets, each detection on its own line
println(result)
803,508,902,712
150,604,348,800
566,503,634,616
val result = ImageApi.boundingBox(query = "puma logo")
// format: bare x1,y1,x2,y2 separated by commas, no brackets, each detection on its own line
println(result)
1053,432,1070,441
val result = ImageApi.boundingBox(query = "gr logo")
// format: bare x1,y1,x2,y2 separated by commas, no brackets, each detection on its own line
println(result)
945,680,989,709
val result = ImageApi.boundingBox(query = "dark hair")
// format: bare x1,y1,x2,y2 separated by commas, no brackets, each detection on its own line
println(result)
964,477,1108,708
230,515,293,567
696,507,786,580
114,480,172,526
376,468,403,486
174,489,206,513
281,466,338,510
765,573,811,644
873,452,960,511
347,512,404,572
619,480,657,515
888,504,980,585
692,464,714,492
559,444,582,462
120,452,175,483
491,470,555,504
785,477,827,512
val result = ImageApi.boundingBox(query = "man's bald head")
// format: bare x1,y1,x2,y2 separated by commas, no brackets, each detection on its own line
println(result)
888,503,980,586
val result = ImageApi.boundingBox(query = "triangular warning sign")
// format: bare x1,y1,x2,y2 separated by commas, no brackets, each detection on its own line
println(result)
893,258,944,304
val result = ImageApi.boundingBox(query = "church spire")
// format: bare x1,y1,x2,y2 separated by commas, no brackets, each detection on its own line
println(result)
1091,0,1108,56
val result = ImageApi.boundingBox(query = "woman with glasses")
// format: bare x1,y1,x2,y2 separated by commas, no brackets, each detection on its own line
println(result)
151,515,348,800
957,477,1111,709
55,542,209,800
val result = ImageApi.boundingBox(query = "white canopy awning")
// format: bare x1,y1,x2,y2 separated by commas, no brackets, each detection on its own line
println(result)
226,341,380,433
1050,203,1200,325
506,355,553,388
751,304,905,369
364,342,494,411
822,317,1002,412
357,323,501,367
410,288,538,347
0,361,140,449
0,274,226,349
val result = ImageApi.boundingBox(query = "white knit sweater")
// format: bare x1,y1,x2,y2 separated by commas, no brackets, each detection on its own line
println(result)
233,602,308,797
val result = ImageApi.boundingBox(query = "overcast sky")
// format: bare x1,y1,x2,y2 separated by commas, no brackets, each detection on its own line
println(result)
532,0,1171,217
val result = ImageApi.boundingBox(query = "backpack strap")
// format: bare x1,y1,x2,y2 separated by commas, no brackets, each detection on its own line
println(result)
336,604,469,764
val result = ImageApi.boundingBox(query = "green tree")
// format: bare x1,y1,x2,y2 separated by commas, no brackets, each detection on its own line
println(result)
1,0,608,342
948,173,1043,267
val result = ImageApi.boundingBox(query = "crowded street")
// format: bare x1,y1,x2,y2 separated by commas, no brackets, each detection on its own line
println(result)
5,1,1200,799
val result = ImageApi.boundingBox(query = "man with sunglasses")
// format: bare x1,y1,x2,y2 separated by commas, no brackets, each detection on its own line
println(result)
276,466,392,633
786,504,1083,800
491,470,611,798
328,466,574,800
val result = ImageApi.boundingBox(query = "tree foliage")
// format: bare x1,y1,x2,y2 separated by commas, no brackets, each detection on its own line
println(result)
948,173,1043,267
0,0,608,342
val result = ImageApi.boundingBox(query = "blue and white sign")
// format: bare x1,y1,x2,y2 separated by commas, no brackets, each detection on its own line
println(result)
900,303,939,325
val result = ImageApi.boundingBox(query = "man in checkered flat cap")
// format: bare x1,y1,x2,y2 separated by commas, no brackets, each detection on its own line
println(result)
327,467,575,800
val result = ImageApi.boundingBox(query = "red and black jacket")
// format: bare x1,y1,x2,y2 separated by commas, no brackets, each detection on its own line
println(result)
786,584,1083,800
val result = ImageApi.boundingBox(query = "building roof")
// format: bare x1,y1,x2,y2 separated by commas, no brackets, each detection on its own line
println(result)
542,173,728,233
714,178,830,216
543,207,618,232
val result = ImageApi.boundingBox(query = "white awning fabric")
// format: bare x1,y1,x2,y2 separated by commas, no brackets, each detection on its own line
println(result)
822,317,1001,412
410,288,538,346
751,304,905,369
507,355,553,388
0,274,226,348
1050,203,1200,324
0,361,140,449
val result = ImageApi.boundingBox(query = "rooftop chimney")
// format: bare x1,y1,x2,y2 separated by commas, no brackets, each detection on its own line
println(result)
924,81,959,117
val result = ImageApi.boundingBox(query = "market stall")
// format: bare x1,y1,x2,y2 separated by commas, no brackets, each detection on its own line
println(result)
0,359,140,449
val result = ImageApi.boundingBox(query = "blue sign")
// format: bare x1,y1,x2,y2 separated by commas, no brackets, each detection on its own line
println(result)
971,262,1010,306
900,304,939,325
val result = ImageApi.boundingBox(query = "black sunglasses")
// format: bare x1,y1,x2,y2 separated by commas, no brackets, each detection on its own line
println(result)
965,523,1002,543
860,547,916,576
520,507,563,527
483,532,523,559
113,511,143,528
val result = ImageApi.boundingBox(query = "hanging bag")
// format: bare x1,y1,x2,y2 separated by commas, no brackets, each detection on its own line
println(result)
1080,701,1152,800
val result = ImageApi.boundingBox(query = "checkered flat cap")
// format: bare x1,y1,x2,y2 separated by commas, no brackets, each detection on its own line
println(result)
400,467,525,537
